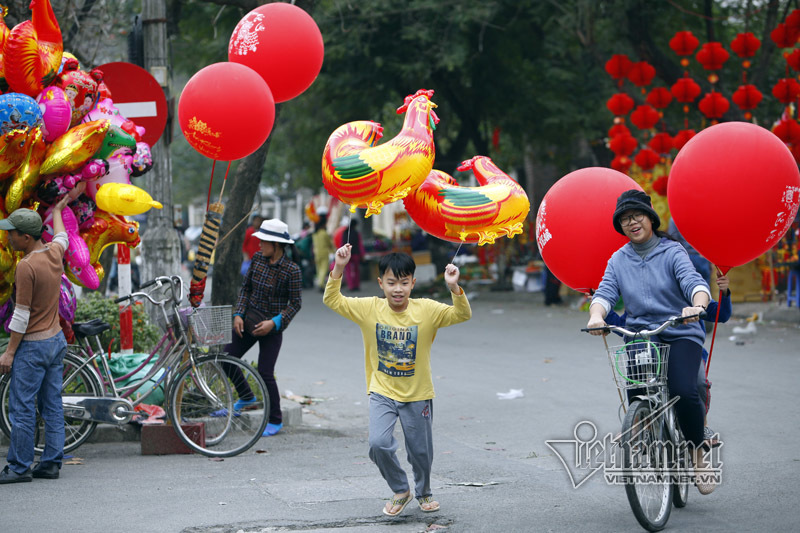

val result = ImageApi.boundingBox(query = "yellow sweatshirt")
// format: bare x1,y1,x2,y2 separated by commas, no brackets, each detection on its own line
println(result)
323,275,471,402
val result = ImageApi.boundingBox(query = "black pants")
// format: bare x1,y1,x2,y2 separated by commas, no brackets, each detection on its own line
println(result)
224,330,284,424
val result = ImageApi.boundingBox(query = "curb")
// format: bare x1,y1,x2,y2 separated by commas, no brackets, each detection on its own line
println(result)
0,400,303,447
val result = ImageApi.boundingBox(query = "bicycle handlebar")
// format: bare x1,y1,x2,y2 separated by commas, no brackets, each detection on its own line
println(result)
581,313,705,337
115,275,185,307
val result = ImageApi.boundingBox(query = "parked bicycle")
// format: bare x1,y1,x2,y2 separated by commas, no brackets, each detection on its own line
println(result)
582,315,714,532
0,275,269,458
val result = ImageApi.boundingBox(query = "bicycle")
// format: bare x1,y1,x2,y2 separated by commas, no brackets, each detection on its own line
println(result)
582,316,710,532
0,275,270,458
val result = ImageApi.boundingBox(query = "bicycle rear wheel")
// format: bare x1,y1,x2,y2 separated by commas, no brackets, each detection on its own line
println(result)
0,349,101,454
167,354,269,457
666,414,690,508
621,400,672,532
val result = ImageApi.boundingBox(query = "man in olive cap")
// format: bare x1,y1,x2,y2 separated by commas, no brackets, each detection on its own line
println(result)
0,197,71,484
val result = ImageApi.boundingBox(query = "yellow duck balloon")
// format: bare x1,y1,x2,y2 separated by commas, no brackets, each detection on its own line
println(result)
95,182,162,216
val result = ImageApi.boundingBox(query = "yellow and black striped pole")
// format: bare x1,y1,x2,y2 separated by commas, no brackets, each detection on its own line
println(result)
189,202,224,307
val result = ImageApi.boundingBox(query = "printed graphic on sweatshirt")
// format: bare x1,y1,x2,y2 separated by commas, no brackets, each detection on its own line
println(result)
376,323,418,377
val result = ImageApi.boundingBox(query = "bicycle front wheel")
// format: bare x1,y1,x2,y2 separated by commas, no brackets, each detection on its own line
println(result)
621,400,672,532
666,414,690,509
167,354,269,457
0,349,102,455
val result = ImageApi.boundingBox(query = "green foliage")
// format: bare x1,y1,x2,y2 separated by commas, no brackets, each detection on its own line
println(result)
74,293,162,354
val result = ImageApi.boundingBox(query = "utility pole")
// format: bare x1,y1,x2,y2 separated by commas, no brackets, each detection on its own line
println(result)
140,0,181,284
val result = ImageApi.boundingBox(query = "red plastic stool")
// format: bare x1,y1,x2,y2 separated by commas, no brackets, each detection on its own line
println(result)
788,270,800,307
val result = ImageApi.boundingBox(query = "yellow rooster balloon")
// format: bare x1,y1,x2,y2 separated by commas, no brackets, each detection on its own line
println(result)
40,119,109,176
5,127,46,211
322,89,439,217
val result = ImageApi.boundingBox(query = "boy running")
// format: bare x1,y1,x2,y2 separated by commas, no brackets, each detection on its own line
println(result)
323,244,471,516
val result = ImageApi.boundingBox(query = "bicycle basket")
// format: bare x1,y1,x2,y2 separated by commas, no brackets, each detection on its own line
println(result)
187,306,232,346
607,341,670,390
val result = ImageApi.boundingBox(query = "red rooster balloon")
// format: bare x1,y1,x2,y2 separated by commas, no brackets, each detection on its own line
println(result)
403,156,530,245
1,0,63,96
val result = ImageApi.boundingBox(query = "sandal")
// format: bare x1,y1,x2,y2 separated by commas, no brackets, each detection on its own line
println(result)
417,496,440,513
382,492,412,517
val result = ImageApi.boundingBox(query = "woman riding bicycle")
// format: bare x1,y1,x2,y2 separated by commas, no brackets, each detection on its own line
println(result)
586,190,716,495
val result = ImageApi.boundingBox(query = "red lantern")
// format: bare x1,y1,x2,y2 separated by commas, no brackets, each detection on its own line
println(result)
634,148,660,170
608,123,631,138
178,62,275,161
646,87,673,109
732,84,763,110
695,42,730,71
668,122,800,272
609,134,638,156
630,104,660,130
536,168,643,293
652,176,669,196
606,93,634,116
669,31,700,56
770,23,799,49
611,155,633,174
772,118,800,144
228,2,324,103
649,132,673,154
671,77,701,103
698,92,730,119
730,32,761,58
673,129,696,151
787,49,800,71
787,9,800,35
627,61,656,87
772,78,800,104
605,54,633,80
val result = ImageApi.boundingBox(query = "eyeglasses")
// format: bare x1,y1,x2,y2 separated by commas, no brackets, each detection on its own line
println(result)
619,212,646,226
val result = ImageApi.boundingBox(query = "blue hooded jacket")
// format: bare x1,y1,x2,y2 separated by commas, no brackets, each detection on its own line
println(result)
592,237,711,346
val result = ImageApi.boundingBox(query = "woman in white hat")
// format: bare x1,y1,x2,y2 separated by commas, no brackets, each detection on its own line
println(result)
227,218,302,437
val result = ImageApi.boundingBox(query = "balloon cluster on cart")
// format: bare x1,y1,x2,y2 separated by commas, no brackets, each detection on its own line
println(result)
0,0,161,317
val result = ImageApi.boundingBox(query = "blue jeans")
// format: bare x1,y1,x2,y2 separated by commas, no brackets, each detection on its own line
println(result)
7,332,67,474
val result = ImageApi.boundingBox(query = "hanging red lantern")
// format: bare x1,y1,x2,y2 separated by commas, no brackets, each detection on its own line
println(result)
730,32,761,58
773,78,800,104
627,61,656,87
646,87,673,109
611,155,633,174
695,42,730,71
609,134,638,156
634,148,660,170
772,118,800,144
698,92,730,119
606,93,635,116
673,129,696,151
771,23,799,49
649,132,673,154
791,143,800,165
787,49,800,71
630,104,660,129
669,31,700,56
652,176,669,196
608,123,631,138
605,54,633,80
671,77,702,102
732,84,763,110
787,9,800,35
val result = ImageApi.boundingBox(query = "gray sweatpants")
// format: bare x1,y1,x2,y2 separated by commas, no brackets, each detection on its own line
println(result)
368,392,434,499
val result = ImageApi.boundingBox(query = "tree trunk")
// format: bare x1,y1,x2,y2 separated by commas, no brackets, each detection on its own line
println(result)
140,0,181,288
211,107,282,307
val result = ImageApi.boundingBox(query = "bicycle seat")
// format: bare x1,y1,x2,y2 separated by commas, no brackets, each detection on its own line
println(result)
73,320,111,337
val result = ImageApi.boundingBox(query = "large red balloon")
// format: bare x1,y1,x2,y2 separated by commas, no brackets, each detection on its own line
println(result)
178,62,275,161
536,168,643,293
228,3,324,103
668,122,800,273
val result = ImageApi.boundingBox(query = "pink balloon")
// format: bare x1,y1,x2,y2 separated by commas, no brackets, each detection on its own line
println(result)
536,168,643,293
83,98,146,140
36,86,72,142
85,154,132,201
42,206,99,289
668,122,800,272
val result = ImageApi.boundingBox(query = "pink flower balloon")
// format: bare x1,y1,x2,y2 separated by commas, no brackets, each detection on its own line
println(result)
36,86,72,142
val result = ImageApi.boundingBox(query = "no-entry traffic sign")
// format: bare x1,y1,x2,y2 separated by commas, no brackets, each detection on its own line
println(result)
97,62,168,147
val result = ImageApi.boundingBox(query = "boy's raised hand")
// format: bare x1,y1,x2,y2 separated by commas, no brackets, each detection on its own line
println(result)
334,244,352,267
716,274,730,293
444,263,462,294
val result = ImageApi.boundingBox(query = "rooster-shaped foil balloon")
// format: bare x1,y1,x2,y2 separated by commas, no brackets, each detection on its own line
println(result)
322,89,439,217
403,156,530,246
1,0,63,96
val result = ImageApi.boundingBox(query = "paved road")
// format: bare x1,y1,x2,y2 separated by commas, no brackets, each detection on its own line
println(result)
2,286,799,532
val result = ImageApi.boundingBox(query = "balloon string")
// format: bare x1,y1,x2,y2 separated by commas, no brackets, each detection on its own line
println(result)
453,240,464,259
217,161,233,203
705,267,724,380
346,209,352,245
206,160,217,211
